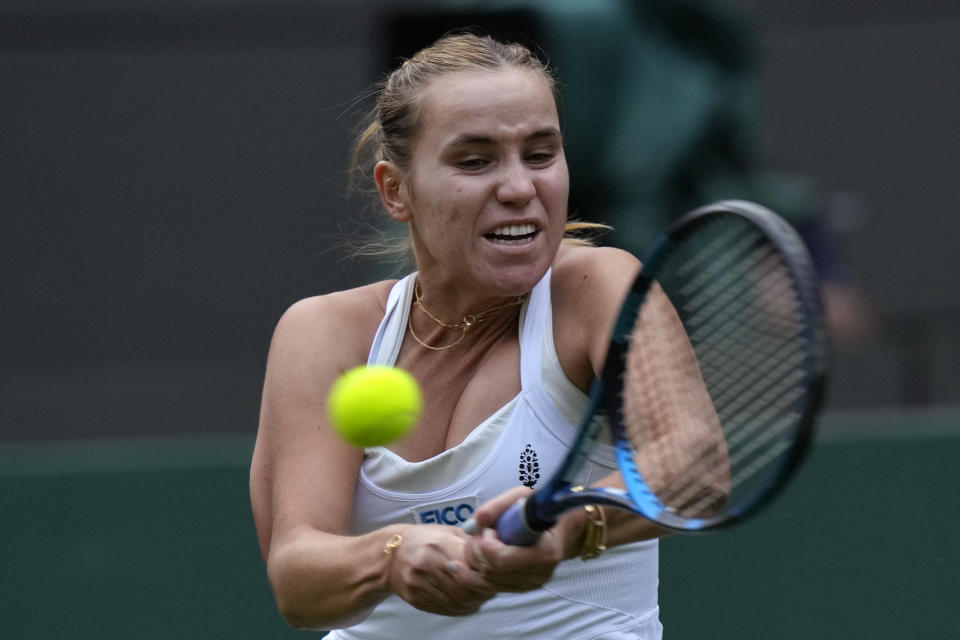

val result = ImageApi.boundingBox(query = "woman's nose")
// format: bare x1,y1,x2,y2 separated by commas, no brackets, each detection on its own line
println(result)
496,162,536,206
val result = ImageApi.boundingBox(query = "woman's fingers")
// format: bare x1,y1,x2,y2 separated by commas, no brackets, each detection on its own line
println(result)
388,525,497,616
465,527,561,593
400,560,493,616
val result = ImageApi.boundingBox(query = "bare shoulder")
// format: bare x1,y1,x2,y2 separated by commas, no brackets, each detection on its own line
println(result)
270,280,396,371
552,244,640,310
550,245,641,385
277,280,395,332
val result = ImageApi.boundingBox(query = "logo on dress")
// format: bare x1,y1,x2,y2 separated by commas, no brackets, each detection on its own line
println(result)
519,443,541,488
410,497,478,526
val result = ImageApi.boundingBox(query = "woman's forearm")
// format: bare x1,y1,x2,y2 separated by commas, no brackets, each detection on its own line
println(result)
267,525,409,630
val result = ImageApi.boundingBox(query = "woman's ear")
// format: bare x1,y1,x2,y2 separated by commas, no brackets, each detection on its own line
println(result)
374,161,411,222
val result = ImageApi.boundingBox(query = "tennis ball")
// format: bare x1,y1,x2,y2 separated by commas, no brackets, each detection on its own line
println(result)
326,365,423,447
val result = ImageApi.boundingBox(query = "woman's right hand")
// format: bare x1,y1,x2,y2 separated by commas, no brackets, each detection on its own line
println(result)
386,524,498,616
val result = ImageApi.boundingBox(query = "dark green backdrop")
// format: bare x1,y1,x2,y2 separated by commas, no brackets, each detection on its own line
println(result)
2,411,957,639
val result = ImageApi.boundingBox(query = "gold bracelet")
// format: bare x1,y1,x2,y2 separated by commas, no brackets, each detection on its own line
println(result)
579,505,607,561
382,533,403,592
384,533,403,558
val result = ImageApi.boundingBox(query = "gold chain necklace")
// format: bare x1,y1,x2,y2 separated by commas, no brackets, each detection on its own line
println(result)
408,279,527,351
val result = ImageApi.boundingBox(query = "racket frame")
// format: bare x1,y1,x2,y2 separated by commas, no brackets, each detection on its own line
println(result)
518,200,828,536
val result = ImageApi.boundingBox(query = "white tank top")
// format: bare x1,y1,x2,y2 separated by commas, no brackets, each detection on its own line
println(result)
328,270,661,640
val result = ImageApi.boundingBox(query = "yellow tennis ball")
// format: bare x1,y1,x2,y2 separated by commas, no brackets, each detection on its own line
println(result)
326,365,423,447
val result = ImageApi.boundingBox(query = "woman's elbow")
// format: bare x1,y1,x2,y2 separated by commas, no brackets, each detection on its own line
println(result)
268,545,377,631
268,545,323,629
275,592,374,632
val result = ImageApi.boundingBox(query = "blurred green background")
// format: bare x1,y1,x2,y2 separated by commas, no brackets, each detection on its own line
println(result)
3,410,958,639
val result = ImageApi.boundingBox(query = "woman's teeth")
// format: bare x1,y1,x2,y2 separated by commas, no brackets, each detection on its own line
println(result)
486,224,537,241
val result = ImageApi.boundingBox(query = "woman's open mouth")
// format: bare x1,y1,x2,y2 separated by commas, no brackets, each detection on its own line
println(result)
484,223,538,244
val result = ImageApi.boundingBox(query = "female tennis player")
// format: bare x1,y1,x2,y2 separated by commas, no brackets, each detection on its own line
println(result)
249,32,680,639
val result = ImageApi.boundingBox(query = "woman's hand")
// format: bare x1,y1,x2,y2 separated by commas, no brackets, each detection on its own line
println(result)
386,524,497,616
462,487,571,593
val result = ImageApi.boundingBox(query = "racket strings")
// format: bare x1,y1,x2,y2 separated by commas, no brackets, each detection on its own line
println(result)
683,249,795,339
675,223,762,281
693,333,808,504
706,340,806,428
673,223,745,277
681,252,808,424
622,303,730,517
624,345,803,517
623,218,817,519
666,406,800,518
680,242,779,324
696,301,805,398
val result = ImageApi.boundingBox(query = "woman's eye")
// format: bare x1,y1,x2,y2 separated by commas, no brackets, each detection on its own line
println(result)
526,150,556,165
458,157,489,170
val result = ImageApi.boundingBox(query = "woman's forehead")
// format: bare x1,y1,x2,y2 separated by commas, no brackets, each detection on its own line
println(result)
417,68,558,138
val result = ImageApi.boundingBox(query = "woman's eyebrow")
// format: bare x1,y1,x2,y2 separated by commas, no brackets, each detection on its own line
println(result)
447,127,562,149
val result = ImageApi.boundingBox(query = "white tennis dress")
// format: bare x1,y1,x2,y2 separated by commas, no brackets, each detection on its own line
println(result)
327,270,662,640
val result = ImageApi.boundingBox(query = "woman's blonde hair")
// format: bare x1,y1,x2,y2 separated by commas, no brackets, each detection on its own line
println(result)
349,32,609,264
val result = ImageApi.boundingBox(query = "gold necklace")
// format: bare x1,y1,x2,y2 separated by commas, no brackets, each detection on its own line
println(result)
408,279,527,351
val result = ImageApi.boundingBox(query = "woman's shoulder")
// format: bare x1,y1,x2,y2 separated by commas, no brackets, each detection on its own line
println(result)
551,244,640,300
270,279,400,365
548,245,641,385
281,279,397,325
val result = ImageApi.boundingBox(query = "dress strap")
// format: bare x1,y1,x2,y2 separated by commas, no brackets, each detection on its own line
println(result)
367,273,417,367
519,268,552,392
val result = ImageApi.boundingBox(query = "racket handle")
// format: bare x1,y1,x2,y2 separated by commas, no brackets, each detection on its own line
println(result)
496,498,543,546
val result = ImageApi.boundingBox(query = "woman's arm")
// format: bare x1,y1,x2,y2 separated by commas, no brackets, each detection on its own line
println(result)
250,289,494,629
552,245,673,543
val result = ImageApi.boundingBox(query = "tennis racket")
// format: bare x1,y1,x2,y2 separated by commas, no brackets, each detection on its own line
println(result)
470,200,828,543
